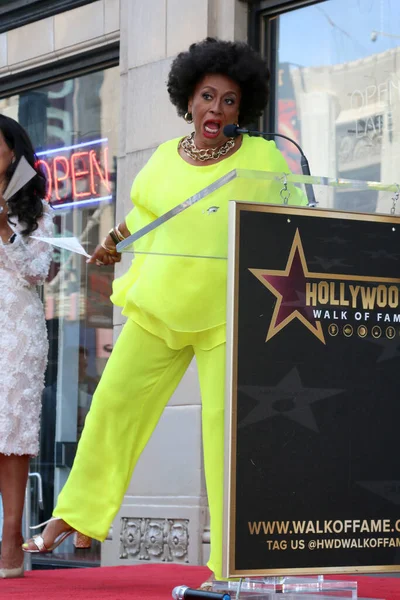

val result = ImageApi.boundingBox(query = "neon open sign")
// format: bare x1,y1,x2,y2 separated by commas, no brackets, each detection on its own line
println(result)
36,138,112,209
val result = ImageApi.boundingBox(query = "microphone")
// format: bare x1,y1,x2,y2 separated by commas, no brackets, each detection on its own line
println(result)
172,585,231,600
223,124,316,207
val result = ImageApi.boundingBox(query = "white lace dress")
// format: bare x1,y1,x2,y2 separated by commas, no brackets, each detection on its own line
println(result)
0,202,53,456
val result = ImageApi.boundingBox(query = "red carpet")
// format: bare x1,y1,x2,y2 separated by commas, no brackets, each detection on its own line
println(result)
0,564,400,599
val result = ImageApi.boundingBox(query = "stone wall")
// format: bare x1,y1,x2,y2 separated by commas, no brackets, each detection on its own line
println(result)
104,0,248,568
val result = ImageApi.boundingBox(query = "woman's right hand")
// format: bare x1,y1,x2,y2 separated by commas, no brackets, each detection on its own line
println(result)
87,243,121,266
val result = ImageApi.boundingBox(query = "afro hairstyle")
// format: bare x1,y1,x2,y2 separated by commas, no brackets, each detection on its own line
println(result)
167,37,270,126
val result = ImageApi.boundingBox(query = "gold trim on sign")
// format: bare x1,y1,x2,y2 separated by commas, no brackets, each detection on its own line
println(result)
228,202,240,574
228,564,400,578
223,202,240,576
237,201,400,225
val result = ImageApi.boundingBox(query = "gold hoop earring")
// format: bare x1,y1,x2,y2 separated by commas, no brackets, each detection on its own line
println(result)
184,112,193,124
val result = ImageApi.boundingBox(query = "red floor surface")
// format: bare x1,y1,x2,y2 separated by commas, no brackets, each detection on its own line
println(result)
0,564,399,599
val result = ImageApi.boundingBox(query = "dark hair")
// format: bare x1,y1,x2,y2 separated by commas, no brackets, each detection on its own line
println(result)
0,114,46,236
167,37,270,126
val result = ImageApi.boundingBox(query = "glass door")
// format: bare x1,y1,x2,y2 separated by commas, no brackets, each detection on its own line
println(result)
0,64,119,566
264,0,400,212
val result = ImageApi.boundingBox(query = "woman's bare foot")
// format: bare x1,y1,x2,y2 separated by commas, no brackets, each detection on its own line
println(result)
74,532,92,549
198,573,215,591
22,518,73,553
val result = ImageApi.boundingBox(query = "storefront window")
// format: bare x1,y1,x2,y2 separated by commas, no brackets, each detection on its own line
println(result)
0,65,119,565
272,0,400,212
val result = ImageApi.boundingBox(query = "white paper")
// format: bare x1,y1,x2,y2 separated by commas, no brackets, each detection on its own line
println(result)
3,156,37,200
30,235,91,258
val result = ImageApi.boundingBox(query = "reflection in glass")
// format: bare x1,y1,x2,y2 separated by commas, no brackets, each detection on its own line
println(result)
0,66,119,566
274,0,400,213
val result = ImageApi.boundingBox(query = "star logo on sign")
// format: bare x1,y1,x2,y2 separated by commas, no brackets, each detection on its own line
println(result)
239,368,343,432
250,229,400,345
308,256,351,270
364,249,400,260
250,229,325,343
357,481,400,505
318,235,347,245
363,336,400,363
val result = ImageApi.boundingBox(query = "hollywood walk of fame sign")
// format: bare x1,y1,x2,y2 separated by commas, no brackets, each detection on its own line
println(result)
223,202,400,577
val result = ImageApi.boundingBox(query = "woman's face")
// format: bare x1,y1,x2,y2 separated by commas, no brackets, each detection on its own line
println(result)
0,130,14,182
188,73,241,148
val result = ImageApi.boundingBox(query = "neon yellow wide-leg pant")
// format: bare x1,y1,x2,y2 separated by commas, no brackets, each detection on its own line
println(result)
53,318,225,578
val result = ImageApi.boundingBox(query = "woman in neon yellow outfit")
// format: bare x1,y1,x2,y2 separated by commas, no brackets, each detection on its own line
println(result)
23,38,306,581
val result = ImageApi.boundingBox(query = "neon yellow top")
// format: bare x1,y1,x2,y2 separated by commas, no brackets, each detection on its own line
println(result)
111,135,306,349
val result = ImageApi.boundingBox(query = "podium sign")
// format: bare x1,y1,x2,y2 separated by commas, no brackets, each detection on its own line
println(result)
224,202,400,577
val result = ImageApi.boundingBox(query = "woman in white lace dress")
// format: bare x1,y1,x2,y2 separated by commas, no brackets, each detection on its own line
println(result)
0,114,53,578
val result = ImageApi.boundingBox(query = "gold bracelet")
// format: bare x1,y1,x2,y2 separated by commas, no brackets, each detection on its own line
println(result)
115,225,126,241
101,239,117,255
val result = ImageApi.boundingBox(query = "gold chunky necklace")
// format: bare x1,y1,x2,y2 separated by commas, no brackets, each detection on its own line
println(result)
179,132,235,161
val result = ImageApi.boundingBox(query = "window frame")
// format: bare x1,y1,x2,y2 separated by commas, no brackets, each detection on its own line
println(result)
0,41,119,98
0,0,97,34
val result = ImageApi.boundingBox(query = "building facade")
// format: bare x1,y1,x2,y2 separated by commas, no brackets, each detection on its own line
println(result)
0,0,399,569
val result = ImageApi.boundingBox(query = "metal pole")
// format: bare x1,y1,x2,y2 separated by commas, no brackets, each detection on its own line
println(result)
23,472,44,572
23,482,32,571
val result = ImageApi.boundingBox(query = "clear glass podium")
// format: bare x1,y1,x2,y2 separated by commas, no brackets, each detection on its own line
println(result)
117,170,398,600
212,577,358,598
117,169,400,257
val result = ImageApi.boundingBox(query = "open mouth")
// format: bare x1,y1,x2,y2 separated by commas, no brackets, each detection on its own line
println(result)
203,120,221,138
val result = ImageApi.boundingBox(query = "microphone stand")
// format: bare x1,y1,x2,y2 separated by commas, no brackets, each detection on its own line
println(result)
229,126,317,207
